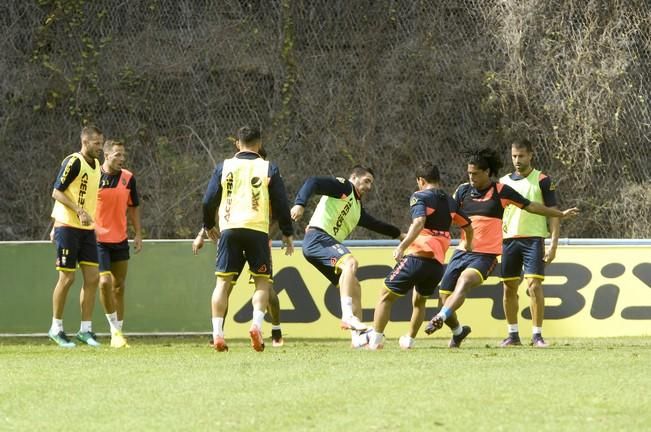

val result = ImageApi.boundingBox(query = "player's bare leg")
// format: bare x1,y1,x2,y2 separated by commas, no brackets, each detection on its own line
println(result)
79,264,99,321
267,285,284,347
527,278,544,327
372,288,397,335
408,291,427,338
99,274,114,315
527,277,548,347
434,292,472,348
98,261,129,347
211,275,233,351
394,290,428,350
52,271,75,320
98,272,123,346
338,255,367,331
98,272,118,331
440,294,459,330
500,279,523,347
440,269,481,311
49,270,76,347
503,279,520,329
250,276,271,352
367,287,397,350
267,287,280,325
76,264,100,347
425,269,481,342
110,260,129,322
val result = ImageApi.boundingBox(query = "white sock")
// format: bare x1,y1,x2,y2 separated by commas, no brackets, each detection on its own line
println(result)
451,325,463,336
369,330,384,346
50,318,63,333
80,321,92,333
105,312,119,334
508,323,519,334
340,296,353,318
271,324,281,331
532,326,542,335
117,320,124,331
252,309,265,329
212,317,224,339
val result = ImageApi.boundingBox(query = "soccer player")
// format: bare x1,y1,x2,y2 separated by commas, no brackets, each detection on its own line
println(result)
423,147,579,345
48,126,105,348
193,145,285,347
499,139,559,347
367,163,473,350
94,139,143,348
202,126,294,352
291,165,405,347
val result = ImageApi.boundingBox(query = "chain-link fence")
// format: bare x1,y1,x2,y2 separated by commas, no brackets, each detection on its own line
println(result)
1,0,649,240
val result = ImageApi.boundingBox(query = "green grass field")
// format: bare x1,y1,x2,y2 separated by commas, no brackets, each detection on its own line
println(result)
1,336,650,431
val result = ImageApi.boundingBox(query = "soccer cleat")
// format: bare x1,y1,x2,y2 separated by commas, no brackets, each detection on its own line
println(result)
423,315,444,335
398,335,415,350
213,336,229,352
271,328,284,348
340,315,368,332
48,330,76,348
448,325,472,348
76,331,101,347
110,331,130,348
531,335,549,348
249,325,265,352
352,330,372,349
499,335,523,347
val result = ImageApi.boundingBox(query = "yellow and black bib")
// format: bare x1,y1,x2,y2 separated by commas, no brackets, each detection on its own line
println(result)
51,153,100,230
218,156,270,233
501,169,549,238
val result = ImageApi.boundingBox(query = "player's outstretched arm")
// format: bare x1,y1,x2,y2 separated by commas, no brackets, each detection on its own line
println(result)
561,207,580,218
292,176,353,218
525,201,579,219
358,209,402,239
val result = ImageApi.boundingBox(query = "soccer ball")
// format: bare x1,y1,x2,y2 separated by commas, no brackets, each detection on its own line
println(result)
351,331,370,349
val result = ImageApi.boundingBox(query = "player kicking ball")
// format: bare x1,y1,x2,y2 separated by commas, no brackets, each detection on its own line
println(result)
367,163,473,350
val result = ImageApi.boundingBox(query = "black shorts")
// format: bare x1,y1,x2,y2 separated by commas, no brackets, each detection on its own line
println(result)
97,239,130,274
439,250,497,294
501,237,546,281
385,255,444,297
233,240,274,284
301,228,352,286
215,228,272,278
53,226,98,271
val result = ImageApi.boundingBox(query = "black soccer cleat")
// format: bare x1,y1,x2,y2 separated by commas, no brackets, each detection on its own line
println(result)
271,328,284,347
448,325,472,348
424,315,444,335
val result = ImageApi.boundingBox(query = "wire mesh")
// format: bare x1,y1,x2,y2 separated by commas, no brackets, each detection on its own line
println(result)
0,0,649,240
